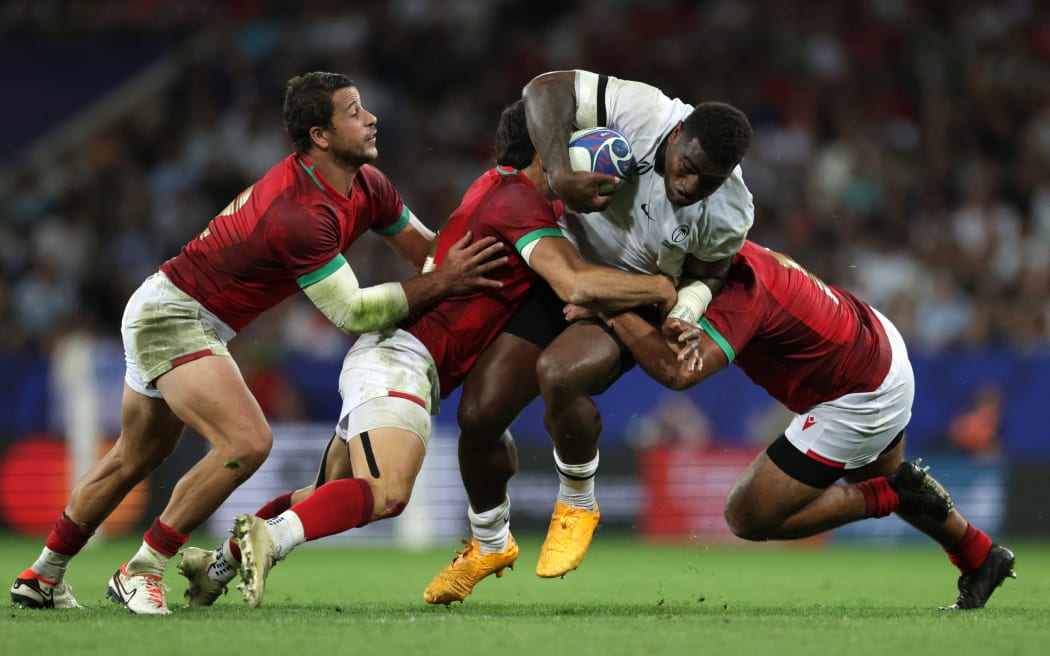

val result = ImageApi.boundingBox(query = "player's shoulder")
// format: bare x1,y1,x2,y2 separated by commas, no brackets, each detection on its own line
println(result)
702,165,754,227
354,163,396,190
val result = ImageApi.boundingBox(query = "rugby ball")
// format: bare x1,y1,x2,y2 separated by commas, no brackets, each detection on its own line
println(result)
568,128,635,194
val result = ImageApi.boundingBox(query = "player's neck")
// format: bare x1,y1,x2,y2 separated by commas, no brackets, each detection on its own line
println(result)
306,152,362,196
520,162,553,199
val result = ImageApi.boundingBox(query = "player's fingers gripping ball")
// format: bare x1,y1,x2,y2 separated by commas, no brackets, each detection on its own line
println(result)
568,128,636,195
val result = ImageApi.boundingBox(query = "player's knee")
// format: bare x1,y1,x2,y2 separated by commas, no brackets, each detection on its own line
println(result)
370,481,412,520
223,430,273,474
724,495,770,541
536,351,580,396
457,402,506,440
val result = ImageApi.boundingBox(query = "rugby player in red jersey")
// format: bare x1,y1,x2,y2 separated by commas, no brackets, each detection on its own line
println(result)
9,72,507,615
597,240,1016,610
175,99,678,608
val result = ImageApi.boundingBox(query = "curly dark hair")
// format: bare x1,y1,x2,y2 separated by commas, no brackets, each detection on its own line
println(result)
494,99,536,170
283,72,355,154
681,101,753,167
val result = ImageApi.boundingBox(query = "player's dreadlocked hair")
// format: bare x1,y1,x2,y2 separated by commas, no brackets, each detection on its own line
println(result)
494,99,537,170
283,72,355,154
682,102,753,167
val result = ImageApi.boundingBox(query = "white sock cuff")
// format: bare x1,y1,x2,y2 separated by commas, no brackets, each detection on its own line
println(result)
553,449,599,479
271,511,307,546
468,498,510,528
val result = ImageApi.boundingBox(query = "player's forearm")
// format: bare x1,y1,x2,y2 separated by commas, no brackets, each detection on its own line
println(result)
562,269,676,314
606,312,694,391
304,266,410,334
523,71,577,177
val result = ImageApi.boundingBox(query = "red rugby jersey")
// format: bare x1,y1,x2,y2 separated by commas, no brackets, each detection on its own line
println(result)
160,155,406,331
402,166,563,396
700,241,893,412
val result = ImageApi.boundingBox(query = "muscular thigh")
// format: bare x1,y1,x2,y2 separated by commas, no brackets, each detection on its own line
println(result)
540,320,625,394
459,333,542,430
727,452,825,523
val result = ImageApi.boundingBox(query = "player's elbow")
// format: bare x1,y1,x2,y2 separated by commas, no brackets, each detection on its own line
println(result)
565,282,600,307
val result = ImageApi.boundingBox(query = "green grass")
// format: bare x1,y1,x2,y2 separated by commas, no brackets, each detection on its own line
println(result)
2,534,1048,656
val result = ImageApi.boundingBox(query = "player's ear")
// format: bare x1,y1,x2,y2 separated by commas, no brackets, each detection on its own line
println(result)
669,121,684,144
309,125,329,150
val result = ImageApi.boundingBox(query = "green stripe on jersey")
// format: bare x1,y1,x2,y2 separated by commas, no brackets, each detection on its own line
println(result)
515,228,564,253
373,205,411,236
297,255,347,288
297,157,326,191
698,317,736,363
495,165,518,175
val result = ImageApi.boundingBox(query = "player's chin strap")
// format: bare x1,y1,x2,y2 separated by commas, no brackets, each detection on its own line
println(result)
667,278,713,325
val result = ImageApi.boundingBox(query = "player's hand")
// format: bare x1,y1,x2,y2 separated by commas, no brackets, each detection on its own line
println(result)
661,316,695,342
437,231,508,294
675,324,705,374
550,169,621,212
563,303,598,322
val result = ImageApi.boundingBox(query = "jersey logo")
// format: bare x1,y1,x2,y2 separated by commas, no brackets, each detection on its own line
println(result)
671,225,690,243
802,416,817,431
634,160,654,175
641,203,652,221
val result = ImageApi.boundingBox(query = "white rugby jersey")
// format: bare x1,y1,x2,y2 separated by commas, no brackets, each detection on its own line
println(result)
560,70,754,283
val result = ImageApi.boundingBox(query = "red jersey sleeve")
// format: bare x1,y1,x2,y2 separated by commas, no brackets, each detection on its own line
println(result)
266,198,345,281
357,165,407,236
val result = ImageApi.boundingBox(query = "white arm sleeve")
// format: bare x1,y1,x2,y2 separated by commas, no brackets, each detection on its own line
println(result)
302,262,410,335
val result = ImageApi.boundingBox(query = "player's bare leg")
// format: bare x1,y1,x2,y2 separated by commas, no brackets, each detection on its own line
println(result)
12,383,184,611
725,438,1014,608
534,322,622,577
424,334,537,605
107,356,273,614
180,434,350,607
237,426,424,607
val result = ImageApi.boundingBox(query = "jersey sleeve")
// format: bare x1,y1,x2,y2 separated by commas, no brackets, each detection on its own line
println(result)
695,273,762,363
267,201,345,285
488,186,562,254
360,165,409,236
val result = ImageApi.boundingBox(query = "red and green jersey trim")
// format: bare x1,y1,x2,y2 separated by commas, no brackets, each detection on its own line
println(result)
515,228,564,254
699,317,736,363
372,204,411,236
296,254,347,288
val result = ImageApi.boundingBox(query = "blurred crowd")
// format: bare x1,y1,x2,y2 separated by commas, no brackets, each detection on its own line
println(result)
2,0,1049,375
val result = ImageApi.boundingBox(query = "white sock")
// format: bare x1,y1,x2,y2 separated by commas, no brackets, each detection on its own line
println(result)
32,547,72,583
554,449,599,511
208,542,238,585
469,499,511,553
220,537,240,566
267,512,306,560
127,541,169,577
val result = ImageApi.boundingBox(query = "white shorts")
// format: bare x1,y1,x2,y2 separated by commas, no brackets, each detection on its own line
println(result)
121,272,236,399
782,310,914,470
335,327,439,448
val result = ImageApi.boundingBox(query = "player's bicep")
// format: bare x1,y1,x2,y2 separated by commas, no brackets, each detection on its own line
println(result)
381,209,436,272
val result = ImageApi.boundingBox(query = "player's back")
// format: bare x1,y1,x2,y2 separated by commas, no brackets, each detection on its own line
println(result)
704,241,892,411
404,166,560,396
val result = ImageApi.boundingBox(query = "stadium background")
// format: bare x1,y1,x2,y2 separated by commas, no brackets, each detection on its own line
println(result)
0,0,1047,548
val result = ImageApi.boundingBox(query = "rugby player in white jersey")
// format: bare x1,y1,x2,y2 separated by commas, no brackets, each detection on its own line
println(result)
425,71,754,603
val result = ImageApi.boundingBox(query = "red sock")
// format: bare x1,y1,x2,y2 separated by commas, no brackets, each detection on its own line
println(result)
44,512,94,556
856,477,900,518
946,523,993,573
228,538,241,562
290,478,375,542
255,491,295,520
143,518,189,557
